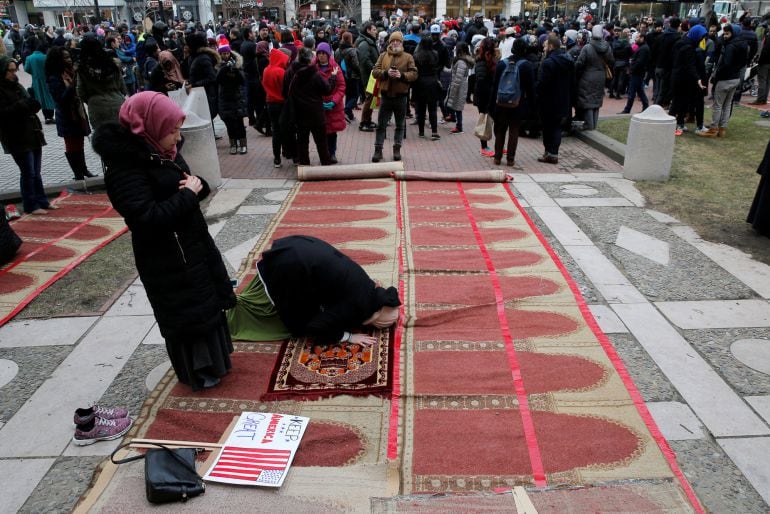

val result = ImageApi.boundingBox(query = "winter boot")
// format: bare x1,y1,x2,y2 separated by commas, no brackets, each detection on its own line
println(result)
74,150,96,178
65,151,84,180
238,138,247,154
393,144,401,161
229,139,237,155
371,145,383,163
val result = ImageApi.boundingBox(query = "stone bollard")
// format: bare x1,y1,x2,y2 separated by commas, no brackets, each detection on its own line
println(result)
623,105,676,182
170,87,222,189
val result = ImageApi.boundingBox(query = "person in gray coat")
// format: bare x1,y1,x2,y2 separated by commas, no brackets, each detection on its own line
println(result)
575,25,614,130
445,42,474,133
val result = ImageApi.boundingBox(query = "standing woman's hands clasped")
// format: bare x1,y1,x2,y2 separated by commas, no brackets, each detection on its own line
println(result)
179,172,202,194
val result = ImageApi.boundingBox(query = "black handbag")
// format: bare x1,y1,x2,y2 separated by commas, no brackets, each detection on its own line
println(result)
110,441,206,504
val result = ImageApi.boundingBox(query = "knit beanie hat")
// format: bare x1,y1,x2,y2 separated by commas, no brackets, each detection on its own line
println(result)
389,31,403,43
687,25,707,43
591,24,604,39
217,35,231,53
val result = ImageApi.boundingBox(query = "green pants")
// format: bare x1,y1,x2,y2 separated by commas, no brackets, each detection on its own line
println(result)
226,274,290,341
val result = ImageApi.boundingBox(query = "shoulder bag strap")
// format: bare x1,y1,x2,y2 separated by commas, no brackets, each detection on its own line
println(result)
110,441,203,477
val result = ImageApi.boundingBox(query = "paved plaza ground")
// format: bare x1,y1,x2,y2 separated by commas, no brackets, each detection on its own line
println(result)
1,69,770,513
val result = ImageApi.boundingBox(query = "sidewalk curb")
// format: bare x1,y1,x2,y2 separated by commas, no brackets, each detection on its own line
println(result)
574,129,626,166
0,177,106,204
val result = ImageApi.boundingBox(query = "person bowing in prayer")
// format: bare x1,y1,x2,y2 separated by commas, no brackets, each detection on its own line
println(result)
227,235,401,346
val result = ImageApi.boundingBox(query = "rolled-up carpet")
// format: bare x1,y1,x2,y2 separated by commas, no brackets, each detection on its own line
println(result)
393,170,510,182
298,162,405,181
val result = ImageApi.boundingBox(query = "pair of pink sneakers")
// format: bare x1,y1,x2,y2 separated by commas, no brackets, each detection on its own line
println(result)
72,405,133,446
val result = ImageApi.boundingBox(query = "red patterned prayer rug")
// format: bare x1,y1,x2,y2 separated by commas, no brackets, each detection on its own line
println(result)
262,327,394,401
0,192,127,325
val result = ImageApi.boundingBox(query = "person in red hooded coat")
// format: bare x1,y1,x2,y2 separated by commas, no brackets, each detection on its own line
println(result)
262,48,291,167
315,42,346,164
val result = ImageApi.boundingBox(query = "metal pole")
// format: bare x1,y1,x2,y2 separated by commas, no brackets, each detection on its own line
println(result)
93,0,101,22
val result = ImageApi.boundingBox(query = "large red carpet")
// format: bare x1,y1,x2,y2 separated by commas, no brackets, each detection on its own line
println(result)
0,192,127,325
80,179,702,512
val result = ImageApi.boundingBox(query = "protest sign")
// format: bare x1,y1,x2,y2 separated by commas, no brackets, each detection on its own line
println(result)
204,412,309,487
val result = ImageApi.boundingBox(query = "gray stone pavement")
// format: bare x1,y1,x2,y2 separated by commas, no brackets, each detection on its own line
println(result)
1,67,770,513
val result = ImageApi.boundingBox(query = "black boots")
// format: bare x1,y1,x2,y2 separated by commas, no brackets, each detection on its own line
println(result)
393,145,401,161
372,146,383,163
65,151,97,180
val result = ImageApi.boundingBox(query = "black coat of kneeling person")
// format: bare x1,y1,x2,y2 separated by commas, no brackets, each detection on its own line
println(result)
748,139,770,237
93,91,236,392
227,235,401,347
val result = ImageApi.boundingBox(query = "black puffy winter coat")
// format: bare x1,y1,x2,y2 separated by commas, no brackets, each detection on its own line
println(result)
92,122,235,339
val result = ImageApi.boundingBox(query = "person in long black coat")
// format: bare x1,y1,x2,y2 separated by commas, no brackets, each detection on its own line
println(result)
185,32,220,121
93,92,236,392
537,35,575,164
748,140,770,237
228,235,401,346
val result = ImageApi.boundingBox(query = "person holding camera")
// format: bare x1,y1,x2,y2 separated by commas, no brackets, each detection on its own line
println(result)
370,31,418,163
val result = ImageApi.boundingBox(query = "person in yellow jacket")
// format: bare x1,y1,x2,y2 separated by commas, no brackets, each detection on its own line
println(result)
370,31,417,163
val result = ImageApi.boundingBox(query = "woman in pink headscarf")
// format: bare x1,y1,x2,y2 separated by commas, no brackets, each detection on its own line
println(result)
92,92,236,392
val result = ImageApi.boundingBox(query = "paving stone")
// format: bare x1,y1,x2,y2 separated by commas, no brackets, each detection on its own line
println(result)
530,206,593,246
588,304,629,333
0,345,72,423
513,182,558,207
539,181,617,198
555,197,634,207
0,458,55,514
646,209,680,224
145,360,172,391
204,187,253,218
141,323,164,345
730,339,770,375
264,189,291,202
237,204,281,215
0,359,19,388
104,284,154,317
607,333,681,402
718,437,770,506
684,328,770,396
670,439,768,514
562,245,646,304
656,300,770,329
0,315,154,457
19,456,103,514
0,317,97,348
612,303,770,437
208,219,227,238
568,206,756,301
603,178,646,207
671,225,770,300
615,226,671,266
646,401,706,440
746,396,770,424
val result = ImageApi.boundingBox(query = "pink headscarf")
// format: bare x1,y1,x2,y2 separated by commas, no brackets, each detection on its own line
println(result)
119,92,185,160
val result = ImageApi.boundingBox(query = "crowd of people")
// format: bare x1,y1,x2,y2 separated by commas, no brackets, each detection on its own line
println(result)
1,10,769,208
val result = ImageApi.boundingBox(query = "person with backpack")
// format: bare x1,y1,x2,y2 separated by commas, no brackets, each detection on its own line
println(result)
537,34,575,165
356,22,381,132
490,38,534,167
142,42,160,91
474,37,498,156
335,31,360,122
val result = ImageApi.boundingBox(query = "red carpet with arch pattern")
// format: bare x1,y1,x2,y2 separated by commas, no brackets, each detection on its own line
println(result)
0,192,127,326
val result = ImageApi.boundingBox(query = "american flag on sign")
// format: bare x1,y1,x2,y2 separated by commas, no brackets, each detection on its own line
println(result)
207,446,292,483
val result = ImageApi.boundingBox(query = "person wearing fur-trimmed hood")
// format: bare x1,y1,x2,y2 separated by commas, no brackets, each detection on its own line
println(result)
216,37,247,154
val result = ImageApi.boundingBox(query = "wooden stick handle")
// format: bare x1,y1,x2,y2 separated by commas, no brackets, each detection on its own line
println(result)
129,443,218,452
131,438,223,448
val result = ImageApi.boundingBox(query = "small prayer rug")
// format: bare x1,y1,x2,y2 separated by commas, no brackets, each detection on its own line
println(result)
0,192,126,325
263,327,394,401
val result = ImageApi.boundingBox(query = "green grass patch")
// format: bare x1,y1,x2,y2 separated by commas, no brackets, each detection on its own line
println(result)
598,106,770,265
